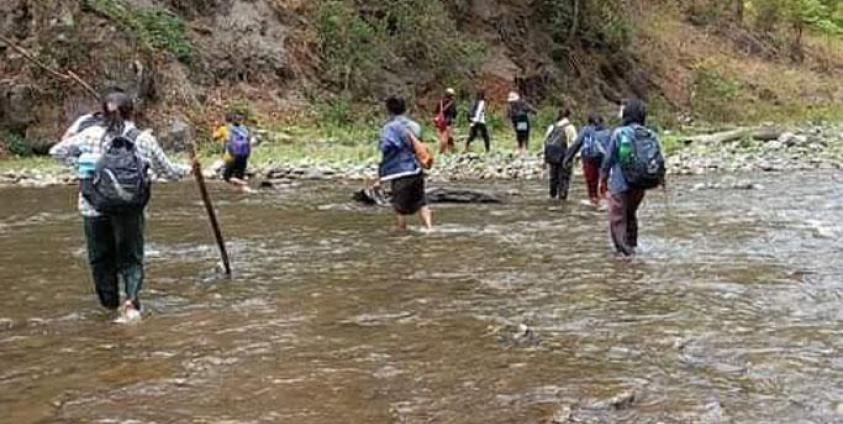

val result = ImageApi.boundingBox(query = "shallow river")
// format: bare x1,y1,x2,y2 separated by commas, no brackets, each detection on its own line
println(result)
0,172,841,423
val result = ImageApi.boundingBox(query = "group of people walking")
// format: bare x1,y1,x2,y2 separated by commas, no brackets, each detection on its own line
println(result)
380,94,666,259
48,87,663,323
431,88,541,155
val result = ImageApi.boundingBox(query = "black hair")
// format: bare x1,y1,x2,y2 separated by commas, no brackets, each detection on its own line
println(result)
102,91,134,136
587,113,604,126
557,108,572,120
385,96,406,116
476,90,486,101
622,98,647,126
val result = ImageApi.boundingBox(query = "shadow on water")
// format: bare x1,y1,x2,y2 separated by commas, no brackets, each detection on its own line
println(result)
0,172,841,423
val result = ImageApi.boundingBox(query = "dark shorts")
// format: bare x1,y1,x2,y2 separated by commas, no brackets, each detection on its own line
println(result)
390,174,427,215
516,129,530,148
223,156,248,181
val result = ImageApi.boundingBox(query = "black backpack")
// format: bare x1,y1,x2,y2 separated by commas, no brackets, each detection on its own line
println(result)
619,125,666,190
543,123,570,164
81,129,151,214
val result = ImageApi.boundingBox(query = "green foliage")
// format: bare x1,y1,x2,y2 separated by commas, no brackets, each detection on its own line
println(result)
316,0,485,96
691,61,744,122
536,0,633,66
86,0,194,62
0,130,32,157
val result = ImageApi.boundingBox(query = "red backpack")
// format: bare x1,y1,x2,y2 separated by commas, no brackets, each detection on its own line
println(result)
433,100,452,131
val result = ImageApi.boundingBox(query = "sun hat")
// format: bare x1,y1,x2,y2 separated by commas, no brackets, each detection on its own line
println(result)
507,91,520,102
445,88,456,95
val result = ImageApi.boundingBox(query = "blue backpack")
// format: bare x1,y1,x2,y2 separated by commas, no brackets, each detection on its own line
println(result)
618,125,665,190
81,129,151,214
226,125,251,158
581,127,607,159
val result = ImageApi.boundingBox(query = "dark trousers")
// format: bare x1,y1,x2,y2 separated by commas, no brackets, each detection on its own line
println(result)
466,123,490,152
548,162,572,200
582,157,602,201
83,213,145,309
608,189,645,256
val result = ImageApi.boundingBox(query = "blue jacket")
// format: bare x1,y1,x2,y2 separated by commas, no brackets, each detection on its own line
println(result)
601,125,640,194
564,124,610,165
379,116,422,181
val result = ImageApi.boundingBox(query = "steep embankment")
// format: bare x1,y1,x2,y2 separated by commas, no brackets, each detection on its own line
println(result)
1,0,842,156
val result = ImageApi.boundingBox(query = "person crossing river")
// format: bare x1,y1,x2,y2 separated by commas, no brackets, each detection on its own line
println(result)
565,113,610,208
50,91,193,322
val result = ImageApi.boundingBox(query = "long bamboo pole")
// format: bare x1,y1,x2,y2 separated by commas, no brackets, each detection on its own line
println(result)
187,139,232,276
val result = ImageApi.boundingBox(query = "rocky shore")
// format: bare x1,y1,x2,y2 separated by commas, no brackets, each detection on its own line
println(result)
2,125,841,188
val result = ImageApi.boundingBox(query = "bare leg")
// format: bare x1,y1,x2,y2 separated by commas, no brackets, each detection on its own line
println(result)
228,177,253,193
395,213,408,231
418,206,433,230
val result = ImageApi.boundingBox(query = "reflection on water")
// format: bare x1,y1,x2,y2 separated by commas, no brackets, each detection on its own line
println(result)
0,172,841,423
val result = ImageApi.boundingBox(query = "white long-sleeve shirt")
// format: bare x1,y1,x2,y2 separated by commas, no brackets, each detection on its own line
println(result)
50,121,189,217
470,100,486,125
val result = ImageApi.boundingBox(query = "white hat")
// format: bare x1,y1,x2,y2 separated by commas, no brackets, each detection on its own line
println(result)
507,91,520,102
445,88,456,95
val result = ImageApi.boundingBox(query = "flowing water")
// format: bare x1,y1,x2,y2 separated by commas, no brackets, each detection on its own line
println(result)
0,172,841,423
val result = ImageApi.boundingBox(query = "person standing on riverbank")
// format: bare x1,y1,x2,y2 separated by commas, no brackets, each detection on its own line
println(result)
565,113,610,207
543,108,578,200
434,88,458,155
379,96,433,231
506,91,537,155
50,92,192,322
600,99,665,256
465,90,491,153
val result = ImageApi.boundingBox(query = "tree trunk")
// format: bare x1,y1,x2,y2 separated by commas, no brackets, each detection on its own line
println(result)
568,0,580,42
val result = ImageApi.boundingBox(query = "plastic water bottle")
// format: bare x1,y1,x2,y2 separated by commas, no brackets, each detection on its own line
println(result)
618,132,633,166
77,148,98,179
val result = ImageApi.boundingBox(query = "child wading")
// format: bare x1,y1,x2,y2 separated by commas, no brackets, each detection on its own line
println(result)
379,96,434,231
50,92,191,322
465,90,491,153
565,113,610,207
600,99,666,256
214,113,253,193
543,109,578,200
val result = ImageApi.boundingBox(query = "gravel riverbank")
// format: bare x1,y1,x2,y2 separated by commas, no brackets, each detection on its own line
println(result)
2,126,841,188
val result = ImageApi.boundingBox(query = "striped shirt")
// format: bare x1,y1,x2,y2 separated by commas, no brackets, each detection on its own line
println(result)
50,121,189,217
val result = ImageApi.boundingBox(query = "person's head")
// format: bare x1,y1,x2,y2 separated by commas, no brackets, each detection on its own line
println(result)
224,112,237,124
507,91,520,103
587,113,604,127
445,88,456,98
101,91,134,135
385,96,407,117
622,98,647,126
556,108,572,121
476,90,486,101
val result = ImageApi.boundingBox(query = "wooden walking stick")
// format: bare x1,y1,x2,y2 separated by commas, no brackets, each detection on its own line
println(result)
186,138,232,276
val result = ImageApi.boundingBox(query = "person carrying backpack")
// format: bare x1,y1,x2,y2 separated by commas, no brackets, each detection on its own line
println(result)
214,112,253,193
543,108,578,200
564,113,610,207
599,99,666,256
506,91,538,155
433,88,458,155
50,92,192,322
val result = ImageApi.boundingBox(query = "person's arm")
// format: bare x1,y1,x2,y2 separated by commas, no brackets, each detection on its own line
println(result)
49,132,85,168
599,131,619,196
564,130,586,167
140,132,189,181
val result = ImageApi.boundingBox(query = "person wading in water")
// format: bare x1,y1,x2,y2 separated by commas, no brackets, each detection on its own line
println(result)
600,99,666,256
377,96,434,231
50,92,192,322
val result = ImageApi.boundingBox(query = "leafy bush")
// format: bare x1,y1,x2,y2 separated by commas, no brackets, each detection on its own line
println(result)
316,0,485,96
86,0,194,62
0,130,32,157
691,61,744,122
